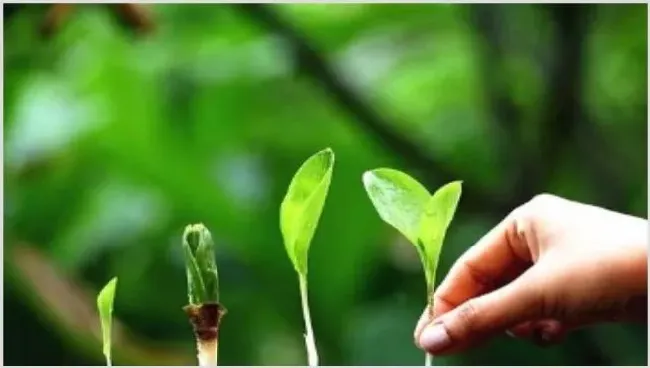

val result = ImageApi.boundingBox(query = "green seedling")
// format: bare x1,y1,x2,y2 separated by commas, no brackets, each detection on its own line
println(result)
362,169,462,366
182,224,226,367
97,277,118,366
280,148,335,367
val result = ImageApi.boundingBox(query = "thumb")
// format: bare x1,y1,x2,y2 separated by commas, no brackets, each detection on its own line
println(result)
417,270,542,355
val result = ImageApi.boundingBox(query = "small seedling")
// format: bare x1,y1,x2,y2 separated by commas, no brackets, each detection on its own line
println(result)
362,168,461,366
279,148,335,367
182,223,226,367
97,277,118,366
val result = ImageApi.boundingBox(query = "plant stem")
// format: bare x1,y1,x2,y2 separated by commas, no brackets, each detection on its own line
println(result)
425,283,435,366
184,303,226,367
425,352,433,366
197,340,218,366
299,274,319,366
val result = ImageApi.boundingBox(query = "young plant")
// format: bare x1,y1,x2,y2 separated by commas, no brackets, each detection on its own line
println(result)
362,168,462,366
279,148,335,367
97,277,118,366
182,223,226,367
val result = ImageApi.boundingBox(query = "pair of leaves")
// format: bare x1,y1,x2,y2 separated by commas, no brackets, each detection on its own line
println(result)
97,277,118,366
363,169,461,291
280,148,335,276
182,223,220,305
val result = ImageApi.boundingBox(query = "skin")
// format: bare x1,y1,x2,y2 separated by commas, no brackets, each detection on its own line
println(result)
414,194,648,355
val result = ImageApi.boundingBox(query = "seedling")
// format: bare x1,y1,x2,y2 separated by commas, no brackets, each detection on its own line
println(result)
97,277,118,366
362,168,462,366
92,159,457,367
182,223,227,366
279,148,335,367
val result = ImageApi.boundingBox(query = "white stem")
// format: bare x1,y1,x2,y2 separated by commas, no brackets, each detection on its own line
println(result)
197,340,218,367
425,352,433,366
299,275,319,366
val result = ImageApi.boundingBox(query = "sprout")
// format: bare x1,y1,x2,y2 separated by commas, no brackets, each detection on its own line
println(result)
182,224,226,367
279,148,335,366
363,168,462,366
97,277,118,366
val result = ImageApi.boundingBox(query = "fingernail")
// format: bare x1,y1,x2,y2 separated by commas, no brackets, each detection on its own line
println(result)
419,323,452,353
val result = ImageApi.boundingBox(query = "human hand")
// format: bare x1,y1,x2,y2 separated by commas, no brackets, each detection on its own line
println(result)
414,194,647,355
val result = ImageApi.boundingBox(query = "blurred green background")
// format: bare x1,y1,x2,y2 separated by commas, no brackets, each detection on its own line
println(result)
3,3,647,366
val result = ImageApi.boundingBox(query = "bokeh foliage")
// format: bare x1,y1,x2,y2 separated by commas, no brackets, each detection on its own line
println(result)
4,4,647,366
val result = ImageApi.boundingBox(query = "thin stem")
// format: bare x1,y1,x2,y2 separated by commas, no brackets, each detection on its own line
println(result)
425,282,435,366
197,340,218,366
299,274,319,366
425,352,433,366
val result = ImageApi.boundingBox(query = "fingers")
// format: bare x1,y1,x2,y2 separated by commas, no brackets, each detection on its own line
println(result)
414,205,537,351
415,193,649,356
417,268,542,355
430,206,534,318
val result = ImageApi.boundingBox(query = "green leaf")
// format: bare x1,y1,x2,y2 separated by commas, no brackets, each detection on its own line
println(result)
280,148,335,275
195,226,220,303
363,168,462,291
97,277,118,366
362,168,431,246
182,223,219,304
418,181,462,288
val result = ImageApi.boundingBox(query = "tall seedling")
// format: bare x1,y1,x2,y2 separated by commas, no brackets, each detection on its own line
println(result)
362,169,461,366
279,148,335,367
